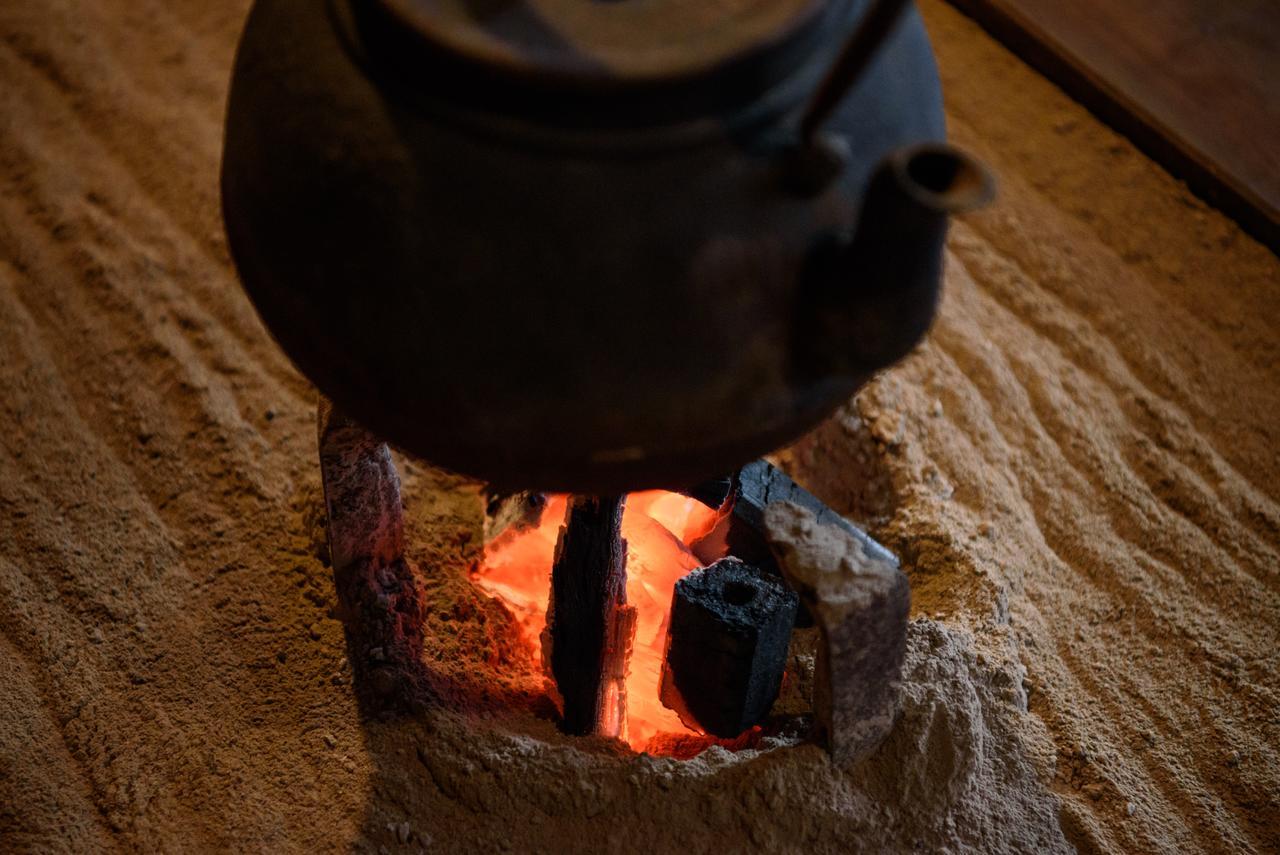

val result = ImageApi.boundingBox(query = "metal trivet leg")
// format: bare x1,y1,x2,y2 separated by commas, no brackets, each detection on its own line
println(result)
317,397,427,711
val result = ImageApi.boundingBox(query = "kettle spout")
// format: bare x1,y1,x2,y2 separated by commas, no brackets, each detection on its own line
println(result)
801,143,994,376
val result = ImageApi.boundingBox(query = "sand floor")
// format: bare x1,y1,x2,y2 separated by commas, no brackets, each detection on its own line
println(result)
1,1,1277,852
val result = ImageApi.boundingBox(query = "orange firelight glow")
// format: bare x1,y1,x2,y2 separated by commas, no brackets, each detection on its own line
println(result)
472,491,723,750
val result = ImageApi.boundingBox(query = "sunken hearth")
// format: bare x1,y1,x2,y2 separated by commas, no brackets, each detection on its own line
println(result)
319,400,911,763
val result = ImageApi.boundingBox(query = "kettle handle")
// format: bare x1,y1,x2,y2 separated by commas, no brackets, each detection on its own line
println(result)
798,0,912,143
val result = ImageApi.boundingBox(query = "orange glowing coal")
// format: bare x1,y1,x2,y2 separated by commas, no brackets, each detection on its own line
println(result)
472,491,723,751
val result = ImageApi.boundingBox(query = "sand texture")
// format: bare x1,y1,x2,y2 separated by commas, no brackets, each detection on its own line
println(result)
1,0,1277,852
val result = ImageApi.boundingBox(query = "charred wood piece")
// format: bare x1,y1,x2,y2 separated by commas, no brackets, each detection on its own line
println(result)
729,459,892,573
317,398,426,712
691,460,897,628
659,558,798,737
545,495,636,737
764,501,909,766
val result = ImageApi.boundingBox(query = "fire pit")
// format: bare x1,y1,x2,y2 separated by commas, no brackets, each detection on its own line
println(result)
319,400,910,761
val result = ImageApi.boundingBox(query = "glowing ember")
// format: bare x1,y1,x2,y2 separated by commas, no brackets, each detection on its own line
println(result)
473,491,723,750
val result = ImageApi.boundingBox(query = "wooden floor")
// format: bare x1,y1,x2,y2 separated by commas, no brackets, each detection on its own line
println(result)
946,0,1280,251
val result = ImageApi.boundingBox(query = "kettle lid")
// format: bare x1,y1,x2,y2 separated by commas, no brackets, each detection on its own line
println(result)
356,0,858,125
379,0,822,78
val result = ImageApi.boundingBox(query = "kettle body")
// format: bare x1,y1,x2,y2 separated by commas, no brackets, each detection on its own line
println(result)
222,0,969,492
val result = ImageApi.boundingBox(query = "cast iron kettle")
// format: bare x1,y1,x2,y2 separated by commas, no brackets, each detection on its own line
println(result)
221,0,993,493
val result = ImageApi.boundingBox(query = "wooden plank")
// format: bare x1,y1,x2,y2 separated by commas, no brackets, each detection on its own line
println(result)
945,0,1280,252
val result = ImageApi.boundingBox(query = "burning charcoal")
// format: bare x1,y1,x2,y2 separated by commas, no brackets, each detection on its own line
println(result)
763,501,909,767
546,495,636,738
483,490,547,544
659,558,798,737
677,475,734,510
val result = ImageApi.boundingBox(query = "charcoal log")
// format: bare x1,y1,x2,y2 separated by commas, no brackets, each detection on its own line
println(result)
546,495,635,738
659,558,798,737
763,501,909,766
